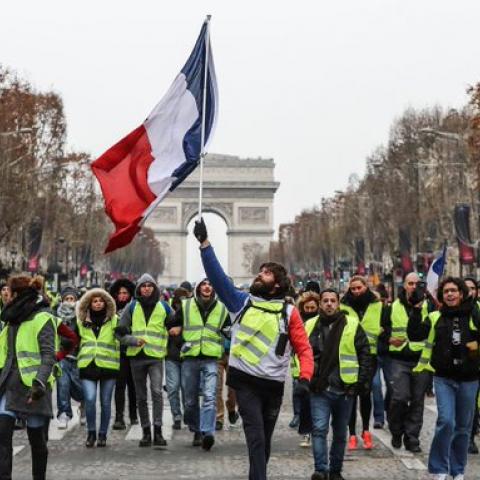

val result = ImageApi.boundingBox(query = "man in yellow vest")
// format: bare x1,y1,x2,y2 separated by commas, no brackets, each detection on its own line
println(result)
385,272,431,452
167,278,229,450
115,273,173,448
307,288,372,480
340,275,387,450
193,218,313,480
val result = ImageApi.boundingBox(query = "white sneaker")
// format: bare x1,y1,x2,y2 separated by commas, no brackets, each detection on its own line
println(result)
57,413,69,429
453,475,464,480
299,434,311,448
430,475,447,480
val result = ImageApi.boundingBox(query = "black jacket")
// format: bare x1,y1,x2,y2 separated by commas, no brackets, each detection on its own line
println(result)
408,299,480,382
309,310,373,395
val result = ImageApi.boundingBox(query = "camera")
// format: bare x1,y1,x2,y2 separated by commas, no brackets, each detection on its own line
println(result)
409,281,427,305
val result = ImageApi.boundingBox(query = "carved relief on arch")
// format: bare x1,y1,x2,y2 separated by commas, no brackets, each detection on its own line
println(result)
181,202,233,229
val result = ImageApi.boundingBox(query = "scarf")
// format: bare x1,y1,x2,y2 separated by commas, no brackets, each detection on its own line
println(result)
57,302,76,322
0,288,47,326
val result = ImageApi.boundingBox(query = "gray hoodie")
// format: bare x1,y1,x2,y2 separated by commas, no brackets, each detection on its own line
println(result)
115,273,170,348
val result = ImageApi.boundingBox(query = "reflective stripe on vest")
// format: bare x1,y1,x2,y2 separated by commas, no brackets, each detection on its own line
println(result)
181,298,226,358
413,311,478,373
389,300,428,352
290,315,319,378
126,302,167,359
77,316,120,371
341,302,382,355
0,312,56,387
231,301,284,366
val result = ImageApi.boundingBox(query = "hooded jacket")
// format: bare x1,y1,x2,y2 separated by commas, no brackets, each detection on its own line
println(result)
115,274,173,356
76,288,118,380
167,279,229,360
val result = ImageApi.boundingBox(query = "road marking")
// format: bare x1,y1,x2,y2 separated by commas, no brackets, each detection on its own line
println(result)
13,445,25,456
373,428,427,470
49,409,80,440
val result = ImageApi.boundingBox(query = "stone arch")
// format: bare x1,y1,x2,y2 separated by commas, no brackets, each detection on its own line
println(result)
145,153,279,286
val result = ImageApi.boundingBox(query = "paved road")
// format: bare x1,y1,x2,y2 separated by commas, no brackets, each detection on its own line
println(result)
10,392,480,480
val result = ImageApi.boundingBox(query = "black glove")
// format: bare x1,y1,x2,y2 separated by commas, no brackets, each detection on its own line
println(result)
29,380,46,402
293,378,310,397
193,217,208,243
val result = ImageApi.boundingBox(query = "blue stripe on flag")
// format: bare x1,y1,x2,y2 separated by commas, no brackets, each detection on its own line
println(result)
170,21,217,191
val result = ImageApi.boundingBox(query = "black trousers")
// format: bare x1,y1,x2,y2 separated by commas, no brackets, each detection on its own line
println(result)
114,356,137,421
235,383,283,480
387,359,430,446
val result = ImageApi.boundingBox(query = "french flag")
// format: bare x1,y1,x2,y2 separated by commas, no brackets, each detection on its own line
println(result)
92,19,218,253
426,244,447,297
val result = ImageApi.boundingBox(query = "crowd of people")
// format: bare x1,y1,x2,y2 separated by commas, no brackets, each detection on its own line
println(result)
0,218,479,480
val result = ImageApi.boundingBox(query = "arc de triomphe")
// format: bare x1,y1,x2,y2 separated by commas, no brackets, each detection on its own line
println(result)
145,154,279,286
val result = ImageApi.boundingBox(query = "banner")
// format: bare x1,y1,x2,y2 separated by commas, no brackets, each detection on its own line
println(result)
322,249,332,280
399,227,413,273
454,204,476,265
354,238,366,275
27,218,43,272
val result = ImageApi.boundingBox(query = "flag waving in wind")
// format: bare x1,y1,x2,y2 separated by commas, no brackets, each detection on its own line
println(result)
426,244,447,297
92,18,218,253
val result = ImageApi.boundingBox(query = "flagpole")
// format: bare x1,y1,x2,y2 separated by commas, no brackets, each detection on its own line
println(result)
198,15,211,220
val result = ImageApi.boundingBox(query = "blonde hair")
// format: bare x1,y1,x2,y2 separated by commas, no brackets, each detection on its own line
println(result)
297,291,320,313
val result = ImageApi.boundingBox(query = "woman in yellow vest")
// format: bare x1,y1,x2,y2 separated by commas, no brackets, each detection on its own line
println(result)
0,275,56,480
408,277,480,480
341,275,386,451
76,288,119,448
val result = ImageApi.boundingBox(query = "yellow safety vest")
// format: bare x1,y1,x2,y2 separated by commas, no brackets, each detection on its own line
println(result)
126,302,168,359
0,312,56,387
181,298,226,359
77,315,120,371
341,302,382,355
231,301,284,366
413,311,478,373
290,315,319,378
389,300,429,353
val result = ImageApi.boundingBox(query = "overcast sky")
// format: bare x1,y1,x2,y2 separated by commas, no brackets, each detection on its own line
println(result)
3,1,480,279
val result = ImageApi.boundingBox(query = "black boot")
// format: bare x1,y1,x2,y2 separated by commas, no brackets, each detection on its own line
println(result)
85,431,96,448
192,432,202,447
97,434,107,448
112,417,126,430
153,426,167,447
0,415,15,480
139,426,152,447
27,426,48,480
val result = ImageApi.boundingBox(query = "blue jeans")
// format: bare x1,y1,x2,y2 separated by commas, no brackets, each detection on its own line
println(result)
310,391,354,474
428,376,479,476
0,395,47,428
181,358,218,435
56,359,83,418
165,359,184,421
372,355,391,424
81,378,116,436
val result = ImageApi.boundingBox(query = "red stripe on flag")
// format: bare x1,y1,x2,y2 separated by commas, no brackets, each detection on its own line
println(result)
92,125,156,253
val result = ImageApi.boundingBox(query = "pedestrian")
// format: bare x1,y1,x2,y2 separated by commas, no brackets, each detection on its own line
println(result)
0,281,11,318
165,287,189,430
341,276,386,450
109,278,138,430
55,286,83,430
462,277,479,455
408,277,480,480
385,272,431,452
0,275,56,480
167,278,229,450
308,288,372,480
77,288,120,447
294,290,322,448
115,274,173,448
193,218,313,480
